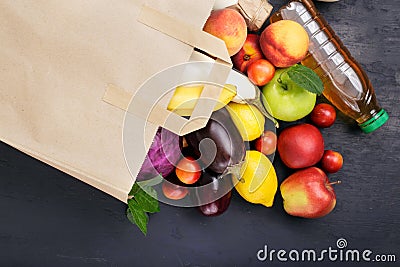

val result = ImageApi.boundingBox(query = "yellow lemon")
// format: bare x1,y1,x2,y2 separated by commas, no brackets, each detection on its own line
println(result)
227,102,265,141
234,150,278,207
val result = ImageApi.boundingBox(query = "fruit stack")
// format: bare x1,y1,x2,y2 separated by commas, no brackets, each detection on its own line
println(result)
129,3,346,234
201,6,344,219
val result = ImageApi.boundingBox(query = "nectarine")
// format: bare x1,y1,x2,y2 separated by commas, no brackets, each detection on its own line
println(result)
260,20,309,68
203,8,247,56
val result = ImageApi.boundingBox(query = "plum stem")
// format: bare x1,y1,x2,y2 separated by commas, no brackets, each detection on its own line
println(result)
327,180,342,186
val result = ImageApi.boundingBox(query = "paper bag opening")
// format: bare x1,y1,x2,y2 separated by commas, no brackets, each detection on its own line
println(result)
0,0,235,202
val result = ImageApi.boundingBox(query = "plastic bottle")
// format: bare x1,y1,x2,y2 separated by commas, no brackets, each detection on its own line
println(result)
270,0,389,133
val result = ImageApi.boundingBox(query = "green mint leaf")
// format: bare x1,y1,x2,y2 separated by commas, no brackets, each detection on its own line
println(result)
127,177,161,235
128,183,140,196
136,175,163,188
287,64,324,95
127,198,149,235
126,207,135,224
135,186,160,213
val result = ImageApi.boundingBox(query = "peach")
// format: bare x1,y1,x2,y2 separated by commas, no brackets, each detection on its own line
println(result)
260,20,309,68
203,8,247,56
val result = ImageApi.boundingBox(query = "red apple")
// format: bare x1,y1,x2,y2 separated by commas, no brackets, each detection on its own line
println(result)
247,59,275,86
320,150,343,173
277,123,324,169
280,167,339,218
310,103,336,128
232,34,264,73
254,130,277,155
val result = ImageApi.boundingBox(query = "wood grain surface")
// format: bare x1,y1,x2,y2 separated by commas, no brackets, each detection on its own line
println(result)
0,0,399,266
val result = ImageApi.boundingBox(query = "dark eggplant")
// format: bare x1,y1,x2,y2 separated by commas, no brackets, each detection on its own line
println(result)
193,170,233,216
185,107,246,174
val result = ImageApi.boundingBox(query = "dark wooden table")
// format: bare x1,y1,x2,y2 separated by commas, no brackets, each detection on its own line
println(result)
1,1,399,266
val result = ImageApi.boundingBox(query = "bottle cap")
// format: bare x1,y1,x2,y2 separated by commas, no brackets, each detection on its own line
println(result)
359,109,389,133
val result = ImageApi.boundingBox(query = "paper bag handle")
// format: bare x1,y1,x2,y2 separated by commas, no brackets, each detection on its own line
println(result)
104,62,233,136
128,5,233,135
138,6,232,64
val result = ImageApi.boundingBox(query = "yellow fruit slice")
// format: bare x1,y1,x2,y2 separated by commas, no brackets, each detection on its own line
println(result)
167,84,237,116
227,102,265,141
234,150,278,207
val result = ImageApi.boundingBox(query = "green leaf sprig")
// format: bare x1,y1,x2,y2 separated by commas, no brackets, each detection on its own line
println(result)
284,64,324,95
126,175,162,235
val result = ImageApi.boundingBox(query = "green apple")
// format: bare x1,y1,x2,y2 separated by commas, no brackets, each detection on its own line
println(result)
261,68,316,122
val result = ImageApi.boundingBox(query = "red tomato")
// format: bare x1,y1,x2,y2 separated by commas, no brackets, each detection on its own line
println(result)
175,156,201,184
254,130,277,155
320,150,343,173
247,59,275,86
162,181,188,200
310,103,336,128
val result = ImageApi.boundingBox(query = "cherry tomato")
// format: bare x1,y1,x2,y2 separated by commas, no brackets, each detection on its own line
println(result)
254,130,277,155
310,103,336,128
320,150,343,173
175,156,201,184
247,59,275,86
162,181,188,200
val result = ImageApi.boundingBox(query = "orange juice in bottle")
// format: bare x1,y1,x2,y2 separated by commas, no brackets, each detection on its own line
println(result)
270,0,389,133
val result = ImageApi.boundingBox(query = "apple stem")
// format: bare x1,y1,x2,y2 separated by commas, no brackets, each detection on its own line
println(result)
277,70,289,90
244,54,251,61
327,181,342,186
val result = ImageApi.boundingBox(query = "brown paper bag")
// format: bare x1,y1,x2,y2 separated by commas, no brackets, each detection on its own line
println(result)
0,0,232,202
